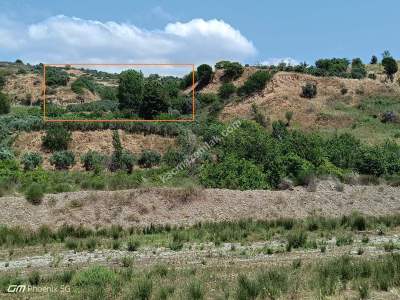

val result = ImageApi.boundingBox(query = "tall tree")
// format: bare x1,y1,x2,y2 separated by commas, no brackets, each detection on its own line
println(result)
117,70,144,111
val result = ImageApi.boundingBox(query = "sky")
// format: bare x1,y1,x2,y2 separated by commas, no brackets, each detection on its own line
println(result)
0,0,399,70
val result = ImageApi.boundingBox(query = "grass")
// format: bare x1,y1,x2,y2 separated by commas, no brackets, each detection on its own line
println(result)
1,213,400,251
319,96,400,144
3,254,399,299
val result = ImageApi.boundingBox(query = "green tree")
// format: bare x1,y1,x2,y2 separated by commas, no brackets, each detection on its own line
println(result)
117,69,144,111
237,71,272,96
139,78,169,119
382,57,398,82
351,58,367,79
196,64,213,87
0,92,10,115
370,55,378,64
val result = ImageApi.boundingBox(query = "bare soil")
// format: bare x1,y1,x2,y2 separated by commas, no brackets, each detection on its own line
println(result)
1,181,399,229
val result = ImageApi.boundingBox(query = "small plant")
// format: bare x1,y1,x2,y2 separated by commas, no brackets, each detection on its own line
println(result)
138,150,161,168
285,111,294,126
50,151,75,170
301,82,317,98
25,183,45,205
0,92,10,115
21,152,43,171
28,271,40,286
65,238,79,250
286,229,307,249
251,104,269,128
218,82,236,99
121,256,134,267
127,238,140,251
81,151,106,172
42,126,72,151
186,280,204,300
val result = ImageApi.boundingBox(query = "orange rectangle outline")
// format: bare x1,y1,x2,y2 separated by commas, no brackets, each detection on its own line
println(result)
42,63,196,122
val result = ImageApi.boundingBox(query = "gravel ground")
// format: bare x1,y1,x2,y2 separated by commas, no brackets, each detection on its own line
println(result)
0,181,399,229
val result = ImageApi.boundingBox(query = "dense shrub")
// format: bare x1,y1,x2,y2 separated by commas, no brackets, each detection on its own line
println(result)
0,74,5,90
221,62,244,82
196,64,213,87
80,151,106,172
351,58,367,79
199,155,270,190
0,92,10,115
198,93,219,106
0,148,14,161
237,71,272,96
66,100,118,113
42,126,72,151
50,151,76,170
356,146,388,176
180,71,197,89
315,58,349,77
118,69,144,111
45,67,69,86
138,150,161,168
25,183,45,205
370,55,378,64
325,133,362,169
162,147,184,167
21,152,43,171
301,82,317,98
139,78,169,119
218,82,236,99
71,76,96,94
382,56,398,82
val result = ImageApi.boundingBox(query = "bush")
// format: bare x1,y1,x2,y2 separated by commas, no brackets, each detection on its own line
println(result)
220,62,244,81
80,151,106,172
162,147,184,167
198,93,219,106
315,58,349,76
0,74,5,90
21,152,43,171
138,150,161,168
0,92,10,115
128,277,153,300
301,82,317,98
109,130,136,173
0,148,14,161
199,155,270,190
42,126,72,151
180,71,197,89
237,71,272,96
382,56,398,82
351,58,367,79
368,73,377,80
25,183,45,205
196,64,213,87
50,151,75,170
186,280,204,300
370,55,378,64
218,82,236,99
45,67,69,86
251,104,269,128
71,76,96,95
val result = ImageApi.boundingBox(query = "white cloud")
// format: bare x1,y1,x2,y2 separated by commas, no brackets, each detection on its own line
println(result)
261,57,299,66
0,15,256,68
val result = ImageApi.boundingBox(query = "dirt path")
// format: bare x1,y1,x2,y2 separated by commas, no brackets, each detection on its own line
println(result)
0,181,399,229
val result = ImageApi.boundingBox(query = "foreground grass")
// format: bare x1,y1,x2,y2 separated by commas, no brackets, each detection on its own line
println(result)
1,213,399,253
2,253,400,299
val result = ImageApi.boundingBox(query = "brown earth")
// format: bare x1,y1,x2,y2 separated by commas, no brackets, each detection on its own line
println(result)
1,181,399,229
214,71,400,128
13,130,176,170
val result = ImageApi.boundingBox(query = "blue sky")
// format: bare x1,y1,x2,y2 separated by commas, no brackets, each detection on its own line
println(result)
0,0,398,67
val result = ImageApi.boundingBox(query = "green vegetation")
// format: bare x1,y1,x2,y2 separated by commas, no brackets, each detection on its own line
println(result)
382,56,398,81
301,82,317,98
71,76,96,94
42,126,72,151
218,82,236,99
45,67,69,86
0,92,10,115
118,69,144,111
25,182,45,205
217,61,244,81
50,151,76,170
138,150,161,168
237,71,272,96
21,152,43,171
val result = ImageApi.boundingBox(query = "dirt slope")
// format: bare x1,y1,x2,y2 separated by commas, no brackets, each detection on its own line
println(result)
1,181,399,229
217,71,400,128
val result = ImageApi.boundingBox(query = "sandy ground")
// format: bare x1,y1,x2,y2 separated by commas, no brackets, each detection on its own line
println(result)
0,181,399,229
13,130,176,170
